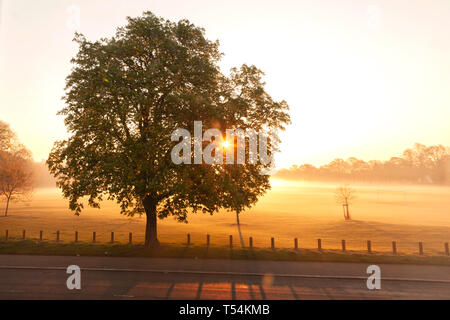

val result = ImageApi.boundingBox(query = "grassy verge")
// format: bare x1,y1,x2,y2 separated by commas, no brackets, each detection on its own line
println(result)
0,240,449,266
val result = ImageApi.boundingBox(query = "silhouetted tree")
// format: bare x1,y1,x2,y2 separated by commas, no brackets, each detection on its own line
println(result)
47,12,290,247
335,185,356,220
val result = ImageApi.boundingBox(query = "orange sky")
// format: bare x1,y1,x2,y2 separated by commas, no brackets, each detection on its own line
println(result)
1,0,450,168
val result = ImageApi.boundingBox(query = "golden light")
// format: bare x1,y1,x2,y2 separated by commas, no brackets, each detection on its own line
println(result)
222,140,231,149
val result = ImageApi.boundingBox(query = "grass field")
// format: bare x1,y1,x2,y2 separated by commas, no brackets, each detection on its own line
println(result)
1,240,449,266
0,179,449,256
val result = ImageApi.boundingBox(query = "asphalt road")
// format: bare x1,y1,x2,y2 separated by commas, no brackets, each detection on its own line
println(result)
0,255,449,299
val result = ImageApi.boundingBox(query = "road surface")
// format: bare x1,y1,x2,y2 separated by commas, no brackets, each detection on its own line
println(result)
0,255,449,299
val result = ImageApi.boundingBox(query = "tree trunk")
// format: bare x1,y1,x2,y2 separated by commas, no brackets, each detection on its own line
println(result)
4,196,10,217
236,211,245,248
346,204,351,220
143,197,159,247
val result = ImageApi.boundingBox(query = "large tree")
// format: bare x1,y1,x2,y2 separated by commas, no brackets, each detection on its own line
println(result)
47,12,290,247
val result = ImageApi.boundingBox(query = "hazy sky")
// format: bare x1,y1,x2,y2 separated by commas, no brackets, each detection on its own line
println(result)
1,0,450,168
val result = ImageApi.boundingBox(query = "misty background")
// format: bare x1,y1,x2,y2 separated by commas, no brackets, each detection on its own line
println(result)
29,142,450,188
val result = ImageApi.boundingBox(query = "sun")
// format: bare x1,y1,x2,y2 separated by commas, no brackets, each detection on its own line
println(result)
222,140,231,149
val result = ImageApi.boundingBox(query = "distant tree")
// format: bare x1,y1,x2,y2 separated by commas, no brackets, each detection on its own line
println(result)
0,121,34,216
335,185,356,221
47,12,290,247
275,143,450,185
0,121,17,152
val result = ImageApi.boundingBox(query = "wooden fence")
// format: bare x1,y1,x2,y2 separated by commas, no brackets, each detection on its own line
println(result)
1,229,449,256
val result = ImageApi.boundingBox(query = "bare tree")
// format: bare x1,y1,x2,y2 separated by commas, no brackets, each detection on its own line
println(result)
335,185,356,221
0,121,34,216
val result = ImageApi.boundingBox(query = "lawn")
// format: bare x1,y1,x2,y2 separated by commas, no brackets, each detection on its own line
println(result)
1,179,449,256
1,240,449,266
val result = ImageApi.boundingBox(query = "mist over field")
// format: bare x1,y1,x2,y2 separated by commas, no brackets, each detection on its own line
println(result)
1,1,450,304
8,142,448,256
2,179,449,255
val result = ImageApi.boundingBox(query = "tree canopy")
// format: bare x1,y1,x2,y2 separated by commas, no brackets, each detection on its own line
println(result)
47,12,290,247
0,121,18,153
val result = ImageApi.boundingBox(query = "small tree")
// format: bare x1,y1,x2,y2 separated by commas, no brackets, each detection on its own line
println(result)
0,121,34,216
221,163,270,248
335,185,356,221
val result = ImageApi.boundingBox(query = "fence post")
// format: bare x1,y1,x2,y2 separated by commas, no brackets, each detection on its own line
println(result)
318,239,322,251
229,235,233,249
5,230,8,241
419,242,423,255
341,240,346,252
22,230,26,240
56,231,60,242
249,237,253,249
367,240,372,253
206,234,210,247
392,241,397,255
129,232,132,244
445,243,449,256
92,231,96,243
40,231,43,241
271,237,275,249
75,231,78,243
294,238,298,250
110,232,114,244
187,233,191,245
